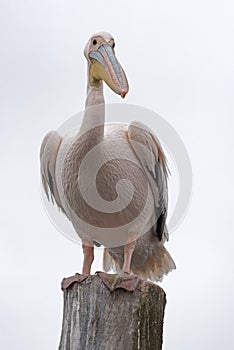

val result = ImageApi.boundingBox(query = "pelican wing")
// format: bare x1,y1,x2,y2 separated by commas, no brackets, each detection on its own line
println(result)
40,131,65,214
127,121,169,242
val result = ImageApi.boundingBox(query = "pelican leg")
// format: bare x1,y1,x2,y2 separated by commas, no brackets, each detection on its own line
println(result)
82,240,94,275
108,240,138,291
122,240,137,274
61,240,94,290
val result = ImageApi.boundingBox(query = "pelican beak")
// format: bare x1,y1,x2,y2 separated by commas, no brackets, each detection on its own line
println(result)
89,44,129,98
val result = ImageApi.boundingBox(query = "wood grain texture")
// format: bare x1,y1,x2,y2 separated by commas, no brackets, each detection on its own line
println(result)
59,275,166,350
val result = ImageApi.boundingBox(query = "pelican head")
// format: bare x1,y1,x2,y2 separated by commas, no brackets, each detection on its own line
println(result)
84,32,129,98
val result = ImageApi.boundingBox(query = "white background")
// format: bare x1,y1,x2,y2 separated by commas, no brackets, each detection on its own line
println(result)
1,1,234,349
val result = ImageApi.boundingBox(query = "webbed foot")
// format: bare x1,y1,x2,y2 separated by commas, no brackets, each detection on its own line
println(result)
61,273,89,291
96,271,140,292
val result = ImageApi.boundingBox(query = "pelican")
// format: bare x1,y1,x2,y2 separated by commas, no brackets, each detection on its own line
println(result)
40,32,175,287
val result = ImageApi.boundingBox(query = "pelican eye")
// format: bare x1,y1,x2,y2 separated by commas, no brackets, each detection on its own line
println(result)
93,39,97,45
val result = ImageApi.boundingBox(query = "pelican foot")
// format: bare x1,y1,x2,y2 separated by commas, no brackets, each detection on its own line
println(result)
61,273,89,291
96,271,140,292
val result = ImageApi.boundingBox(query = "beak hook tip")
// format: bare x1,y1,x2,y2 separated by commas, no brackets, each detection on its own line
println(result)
121,91,127,99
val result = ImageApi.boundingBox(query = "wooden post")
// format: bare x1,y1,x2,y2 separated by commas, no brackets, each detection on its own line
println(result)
59,274,166,350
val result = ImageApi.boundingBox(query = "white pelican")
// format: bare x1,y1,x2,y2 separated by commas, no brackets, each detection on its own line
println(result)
40,32,175,287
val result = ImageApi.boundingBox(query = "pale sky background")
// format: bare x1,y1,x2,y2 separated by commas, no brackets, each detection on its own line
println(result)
1,0,234,349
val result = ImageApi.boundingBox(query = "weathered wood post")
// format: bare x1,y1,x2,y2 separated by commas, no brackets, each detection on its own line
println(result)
59,274,166,350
